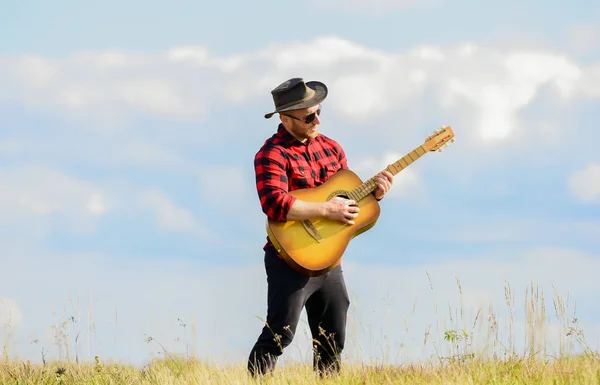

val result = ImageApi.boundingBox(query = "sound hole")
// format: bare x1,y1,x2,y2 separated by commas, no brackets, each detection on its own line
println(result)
327,190,350,201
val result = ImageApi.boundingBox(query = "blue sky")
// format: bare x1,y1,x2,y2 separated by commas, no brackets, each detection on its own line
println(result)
1,0,600,367
4,0,599,59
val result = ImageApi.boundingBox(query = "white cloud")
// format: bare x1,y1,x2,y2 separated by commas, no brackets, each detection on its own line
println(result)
168,46,210,63
332,74,389,119
438,50,581,141
115,80,188,117
1,36,597,148
86,193,108,215
0,164,213,238
505,52,581,100
0,52,208,123
0,165,109,217
568,163,600,202
138,189,206,235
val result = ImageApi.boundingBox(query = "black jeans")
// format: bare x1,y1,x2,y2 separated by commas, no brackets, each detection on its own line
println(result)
247,246,351,377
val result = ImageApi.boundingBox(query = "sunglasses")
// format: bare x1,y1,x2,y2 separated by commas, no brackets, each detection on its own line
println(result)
283,106,321,124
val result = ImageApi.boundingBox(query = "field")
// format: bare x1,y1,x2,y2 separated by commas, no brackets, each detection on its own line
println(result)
1,281,598,384
0,355,599,384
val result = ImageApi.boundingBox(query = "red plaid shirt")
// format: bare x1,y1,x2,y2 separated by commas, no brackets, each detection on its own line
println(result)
254,124,348,249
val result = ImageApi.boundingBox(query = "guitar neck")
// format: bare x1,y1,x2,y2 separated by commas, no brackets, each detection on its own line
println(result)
348,145,427,201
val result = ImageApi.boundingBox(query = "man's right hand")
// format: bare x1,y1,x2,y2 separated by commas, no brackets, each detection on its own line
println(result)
322,196,360,225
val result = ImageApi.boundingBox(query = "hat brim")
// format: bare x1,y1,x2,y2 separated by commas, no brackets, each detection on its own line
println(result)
264,81,327,119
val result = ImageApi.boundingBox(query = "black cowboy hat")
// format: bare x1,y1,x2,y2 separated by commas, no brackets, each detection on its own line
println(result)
264,78,328,119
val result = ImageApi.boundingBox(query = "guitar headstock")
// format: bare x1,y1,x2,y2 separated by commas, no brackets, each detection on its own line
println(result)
423,125,455,152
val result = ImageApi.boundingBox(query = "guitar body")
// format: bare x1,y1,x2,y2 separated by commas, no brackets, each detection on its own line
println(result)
265,125,455,277
266,169,381,277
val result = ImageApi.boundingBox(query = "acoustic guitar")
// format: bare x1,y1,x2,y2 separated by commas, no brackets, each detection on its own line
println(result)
266,126,455,276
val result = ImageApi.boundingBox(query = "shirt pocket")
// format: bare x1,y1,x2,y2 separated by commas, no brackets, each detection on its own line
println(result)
289,165,311,189
315,161,339,183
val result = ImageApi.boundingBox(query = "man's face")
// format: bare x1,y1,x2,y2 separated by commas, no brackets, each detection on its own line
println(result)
280,104,322,142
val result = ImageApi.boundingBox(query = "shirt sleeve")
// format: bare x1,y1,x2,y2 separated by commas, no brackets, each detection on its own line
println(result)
254,146,297,222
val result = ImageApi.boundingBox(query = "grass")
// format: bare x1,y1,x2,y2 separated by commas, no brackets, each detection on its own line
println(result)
1,278,599,384
1,355,600,384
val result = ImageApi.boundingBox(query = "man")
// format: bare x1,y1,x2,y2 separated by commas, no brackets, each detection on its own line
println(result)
248,78,394,377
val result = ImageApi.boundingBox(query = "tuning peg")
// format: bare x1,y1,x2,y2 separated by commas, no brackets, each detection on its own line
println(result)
451,138,455,143
445,143,449,147
434,129,439,134
438,148,443,152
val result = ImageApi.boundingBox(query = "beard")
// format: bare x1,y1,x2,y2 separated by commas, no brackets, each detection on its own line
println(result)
291,121,319,141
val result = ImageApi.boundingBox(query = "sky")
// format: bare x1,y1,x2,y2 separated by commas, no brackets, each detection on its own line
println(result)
1,0,600,368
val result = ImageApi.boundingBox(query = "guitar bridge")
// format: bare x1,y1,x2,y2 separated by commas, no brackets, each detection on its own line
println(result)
301,219,324,243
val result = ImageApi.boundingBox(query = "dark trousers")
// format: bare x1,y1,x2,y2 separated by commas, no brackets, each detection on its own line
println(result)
247,247,351,377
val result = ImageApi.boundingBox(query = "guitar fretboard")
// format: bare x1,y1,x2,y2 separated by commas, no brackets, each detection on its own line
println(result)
347,145,427,202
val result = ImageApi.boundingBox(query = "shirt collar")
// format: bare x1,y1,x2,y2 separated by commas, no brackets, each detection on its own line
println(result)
276,123,318,147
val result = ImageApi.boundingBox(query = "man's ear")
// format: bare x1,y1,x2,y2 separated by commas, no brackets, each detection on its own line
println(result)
279,113,288,126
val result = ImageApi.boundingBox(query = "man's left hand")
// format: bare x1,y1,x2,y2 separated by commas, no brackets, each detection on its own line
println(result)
373,170,394,200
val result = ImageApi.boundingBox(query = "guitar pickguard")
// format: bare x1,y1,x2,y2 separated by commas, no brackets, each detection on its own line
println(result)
301,220,324,243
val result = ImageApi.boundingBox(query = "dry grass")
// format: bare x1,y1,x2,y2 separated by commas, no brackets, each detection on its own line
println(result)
1,279,598,384
1,355,600,384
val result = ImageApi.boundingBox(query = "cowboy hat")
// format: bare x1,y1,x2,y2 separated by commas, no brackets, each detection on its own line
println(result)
264,78,327,119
